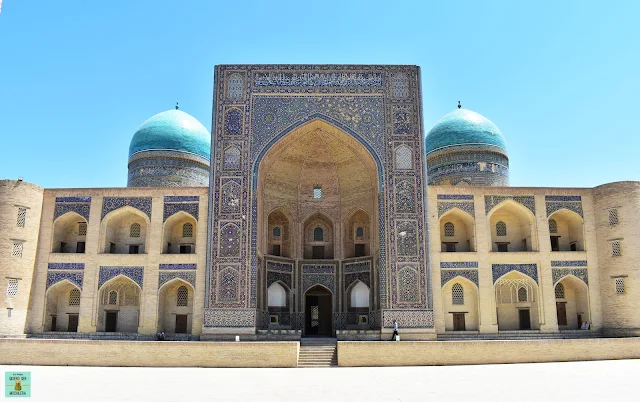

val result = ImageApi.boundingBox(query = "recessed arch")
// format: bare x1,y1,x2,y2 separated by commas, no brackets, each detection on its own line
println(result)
157,276,196,294
488,199,538,252
162,210,197,254
52,211,88,253
439,207,476,252
44,280,82,332
97,275,141,333
157,277,194,334
442,276,479,331
100,206,150,254
494,271,540,330
554,275,590,329
547,208,585,251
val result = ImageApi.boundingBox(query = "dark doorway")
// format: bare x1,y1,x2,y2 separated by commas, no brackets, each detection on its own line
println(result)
105,311,118,332
354,244,366,257
51,315,57,331
67,314,79,332
577,313,583,329
453,313,466,331
518,309,531,330
312,246,325,259
556,302,567,326
550,236,560,251
305,286,332,336
175,315,188,334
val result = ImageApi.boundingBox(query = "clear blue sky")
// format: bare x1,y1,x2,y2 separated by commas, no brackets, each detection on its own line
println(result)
0,0,638,188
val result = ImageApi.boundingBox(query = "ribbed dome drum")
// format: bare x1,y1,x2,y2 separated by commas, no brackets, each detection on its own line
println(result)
127,109,211,187
425,108,509,186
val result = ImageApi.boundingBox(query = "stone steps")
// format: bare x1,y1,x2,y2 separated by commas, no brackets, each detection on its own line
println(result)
298,338,338,368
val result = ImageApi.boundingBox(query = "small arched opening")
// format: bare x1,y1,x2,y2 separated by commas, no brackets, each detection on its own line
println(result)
52,212,88,253
44,281,81,332
489,201,537,252
494,271,540,330
267,208,292,258
267,281,291,326
162,211,197,254
440,208,475,252
303,213,334,259
344,209,371,258
157,279,194,334
548,209,585,252
304,285,333,336
97,276,141,333
555,275,590,329
101,207,149,254
442,277,479,331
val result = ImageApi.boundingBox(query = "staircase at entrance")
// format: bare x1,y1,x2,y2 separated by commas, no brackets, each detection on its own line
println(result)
298,338,337,368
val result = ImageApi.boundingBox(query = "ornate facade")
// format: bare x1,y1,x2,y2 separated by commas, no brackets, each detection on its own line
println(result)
1,65,639,342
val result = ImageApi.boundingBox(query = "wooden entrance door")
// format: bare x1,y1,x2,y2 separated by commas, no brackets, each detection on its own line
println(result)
67,314,79,332
556,302,567,326
453,313,466,331
105,311,118,332
518,309,531,330
305,285,332,336
175,315,188,334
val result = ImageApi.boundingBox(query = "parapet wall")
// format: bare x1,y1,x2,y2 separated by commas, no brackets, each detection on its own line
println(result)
0,339,299,368
337,338,640,367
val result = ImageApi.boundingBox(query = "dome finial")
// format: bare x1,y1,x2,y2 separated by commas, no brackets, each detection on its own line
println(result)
175,102,179,110
458,101,461,109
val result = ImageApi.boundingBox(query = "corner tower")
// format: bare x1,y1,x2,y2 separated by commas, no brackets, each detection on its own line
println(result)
127,106,211,187
425,106,509,186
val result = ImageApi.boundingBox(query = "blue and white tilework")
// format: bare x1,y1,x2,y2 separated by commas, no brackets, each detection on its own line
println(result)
437,201,475,218
437,195,474,200
343,260,371,273
551,260,588,267
545,195,583,218
203,309,256,327
485,195,535,215
163,202,199,222
159,264,196,270
158,271,196,289
98,266,144,289
440,262,478,269
54,198,91,221
302,265,335,274
102,197,152,220
441,270,479,287
46,272,84,290
266,261,293,273
164,196,200,202
267,271,292,289
55,196,92,203
47,263,84,270
382,309,434,328
492,264,538,283
552,268,589,285
303,275,335,294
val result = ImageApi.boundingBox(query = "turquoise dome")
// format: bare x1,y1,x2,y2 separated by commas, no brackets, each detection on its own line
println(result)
129,109,211,160
425,109,507,154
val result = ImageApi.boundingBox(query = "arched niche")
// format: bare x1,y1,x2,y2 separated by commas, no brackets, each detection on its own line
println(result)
267,281,291,327
439,208,475,252
303,213,334,259
162,211,197,254
51,212,87,253
488,200,537,252
44,281,81,332
100,206,149,254
157,279,194,334
441,277,479,331
548,209,585,252
554,275,590,329
267,208,292,258
97,275,141,332
494,271,540,330
344,209,371,259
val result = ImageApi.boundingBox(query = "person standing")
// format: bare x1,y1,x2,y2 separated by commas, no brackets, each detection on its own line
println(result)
392,320,399,341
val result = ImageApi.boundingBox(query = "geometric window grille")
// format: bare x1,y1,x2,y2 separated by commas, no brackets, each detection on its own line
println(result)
69,288,81,306
130,223,141,238
78,222,87,236
615,278,625,295
182,223,193,238
313,186,322,199
517,287,528,302
391,73,409,99
177,285,188,307
444,222,455,237
548,219,557,234
12,241,23,257
496,221,507,236
554,283,565,299
313,227,324,242
108,290,118,305
227,73,244,100
612,241,622,257
608,209,619,226
273,227,281,238
16,207,26,228
223,146,241,171
452,283,464,305
395,145,412,170
6,279,18,298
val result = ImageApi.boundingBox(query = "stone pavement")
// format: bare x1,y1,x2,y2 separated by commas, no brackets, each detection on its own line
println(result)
2,359,638,401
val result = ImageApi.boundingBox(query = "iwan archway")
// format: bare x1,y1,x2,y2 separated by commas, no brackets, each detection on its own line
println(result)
255,119,380,335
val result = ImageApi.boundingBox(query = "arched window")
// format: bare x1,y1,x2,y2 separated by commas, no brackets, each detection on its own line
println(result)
452,283,464,305
130,223,141,237
177,286,188,307
444,222,455,237
78,222,87,236
555,283,565,299
355,227,364,238
69,288,81,306
182,223,193,238
549,219,558,234
517,287,527,302
273,227,281,238
496,221,507,237
108,290,118,305
313,227,324,241
267,282,287,307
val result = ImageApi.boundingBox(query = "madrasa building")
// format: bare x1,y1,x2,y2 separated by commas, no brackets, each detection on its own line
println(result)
2,65,639,342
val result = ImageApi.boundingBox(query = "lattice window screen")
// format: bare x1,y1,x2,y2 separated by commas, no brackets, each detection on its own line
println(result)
612,241,622,257
615,278,625,294
108,291,118,305
69,288,81,306
12,242,23,257
78,222,87,236
496,221,507,236
130,223,141,237
182,223,193,238
549,219,557,233
6,279,18,298
177,286,188,307
16,207,26,228
555,283,565,299
452,283,464,305
608,209,619,225
517,287,528,302
444,222,455,237
395,145,412,170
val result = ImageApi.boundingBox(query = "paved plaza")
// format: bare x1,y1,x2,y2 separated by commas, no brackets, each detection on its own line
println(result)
2,359,638,401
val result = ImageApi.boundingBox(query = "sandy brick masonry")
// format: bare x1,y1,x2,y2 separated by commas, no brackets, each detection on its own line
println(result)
0,339,299,368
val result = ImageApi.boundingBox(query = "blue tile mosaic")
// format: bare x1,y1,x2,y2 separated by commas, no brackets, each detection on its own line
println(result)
163,202,199,221
440,262,478,268
253,71,383,87
552,268,589,285
158,271,196,289
344,272,371,288
437,201,475,218
203,309,256,327
546,201,583,218
551,260,588,267
492,264,538,283
47,263,84,270
54,203,91,222
343,261,371,273
441,269,479,287
46,272,83,290
159,264,197,270
303,274,335,293
267,271,292,289
164,196,200,202
485,195,535,215
266,261,293,273
382,309,434,328
98,266,144,289
55,196,92,203
302,265,335,274
545,195,582,202
437,194,474,200
102,197,152,220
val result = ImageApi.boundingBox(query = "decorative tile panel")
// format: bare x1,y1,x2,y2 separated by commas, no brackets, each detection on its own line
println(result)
266,261,293,273
343,260,371,273
219,222,241,257
302,265,335,274
203,309,256,327
159,264,197,270
224,108,243,135
345,272,370,288
220,178,242,214
395,179,416,213
440,262,478,268
485,195,535,215
437,201,475,218
47,263,85,270
218,267,239,301
303,274,335,293
393,106,411,135
398,266,419,302
382,309,434,328
396,220,418,256
54,203,91,222
158,271,196,288
437,195,474,200
546,199,584,218
98,266,144,289
164,196,200,202
102,197,152,220
552,268,589,285
46,271,84,290
55,196,92,203
267,271,292,289
492,264,538,283
545,196,582,202
551,260,588,267
163,202,199,221
441,270,479,287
